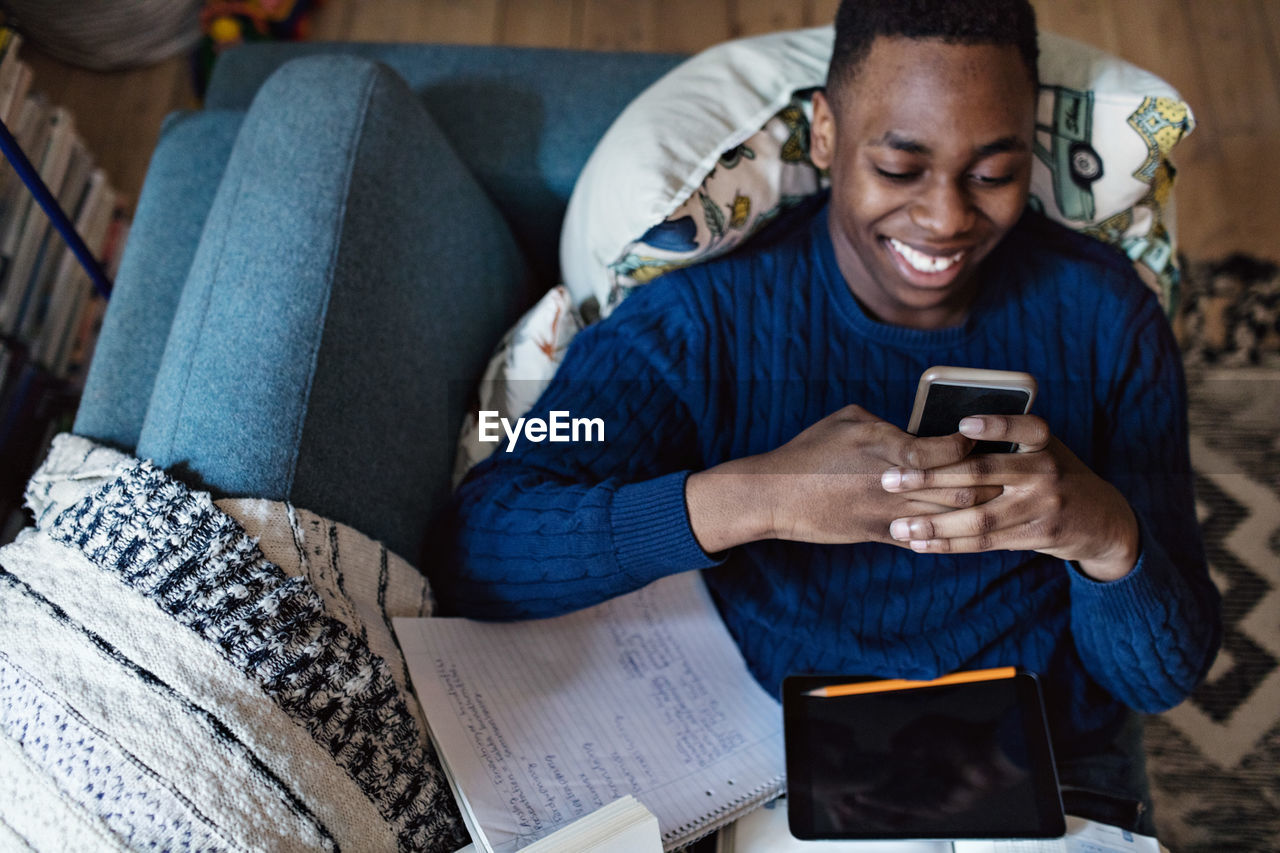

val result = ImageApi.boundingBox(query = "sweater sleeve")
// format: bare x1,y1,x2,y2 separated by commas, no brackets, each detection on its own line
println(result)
436,281,723,619
1067,283,1222,712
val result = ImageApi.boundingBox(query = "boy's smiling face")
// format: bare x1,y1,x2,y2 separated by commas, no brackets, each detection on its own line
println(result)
811,36,1036,330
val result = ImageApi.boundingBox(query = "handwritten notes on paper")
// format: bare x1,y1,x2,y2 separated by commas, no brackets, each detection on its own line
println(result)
396,571,785,852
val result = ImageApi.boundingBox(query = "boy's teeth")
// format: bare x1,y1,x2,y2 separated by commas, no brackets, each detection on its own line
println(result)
888,238,964,273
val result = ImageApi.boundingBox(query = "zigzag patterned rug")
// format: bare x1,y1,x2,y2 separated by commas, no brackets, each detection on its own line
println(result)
1145,366,1280,852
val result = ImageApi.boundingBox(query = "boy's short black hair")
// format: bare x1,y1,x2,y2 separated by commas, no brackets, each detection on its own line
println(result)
827,0,1039,102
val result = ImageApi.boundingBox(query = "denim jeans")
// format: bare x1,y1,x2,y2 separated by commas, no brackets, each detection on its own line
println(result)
1056,709,1157,836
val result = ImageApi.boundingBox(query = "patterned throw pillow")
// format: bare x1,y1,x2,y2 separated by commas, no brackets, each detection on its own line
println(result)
602,93,826,319
560,27,834,323
454,284,582,483
1030,32,1194,312
456,27,1196,476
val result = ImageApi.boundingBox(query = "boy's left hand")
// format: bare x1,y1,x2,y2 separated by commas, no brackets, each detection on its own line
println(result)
879,414,1140,581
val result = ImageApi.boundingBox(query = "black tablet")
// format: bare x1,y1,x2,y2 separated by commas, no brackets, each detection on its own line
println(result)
783,669,1065,840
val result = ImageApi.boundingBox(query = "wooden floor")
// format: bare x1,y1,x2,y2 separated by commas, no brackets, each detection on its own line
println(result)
17,0,1280,262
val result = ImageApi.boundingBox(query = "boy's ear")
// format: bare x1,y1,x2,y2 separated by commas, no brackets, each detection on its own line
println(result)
810,89,837,170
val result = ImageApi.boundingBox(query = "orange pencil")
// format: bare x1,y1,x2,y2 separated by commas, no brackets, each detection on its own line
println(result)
804,666,1017,698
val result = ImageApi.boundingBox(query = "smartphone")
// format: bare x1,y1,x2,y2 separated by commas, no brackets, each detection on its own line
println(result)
907,366,1038,453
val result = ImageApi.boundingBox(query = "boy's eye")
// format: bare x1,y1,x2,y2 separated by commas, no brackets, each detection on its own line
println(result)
971,173,1015,187
875,167,919,181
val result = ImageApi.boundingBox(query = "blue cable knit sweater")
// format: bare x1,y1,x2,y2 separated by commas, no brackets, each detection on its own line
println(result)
442,201,1221,755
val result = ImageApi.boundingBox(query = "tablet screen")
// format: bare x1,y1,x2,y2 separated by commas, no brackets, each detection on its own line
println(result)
783,671,1065,840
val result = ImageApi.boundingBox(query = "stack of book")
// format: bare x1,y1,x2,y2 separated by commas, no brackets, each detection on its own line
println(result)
0,24,130,541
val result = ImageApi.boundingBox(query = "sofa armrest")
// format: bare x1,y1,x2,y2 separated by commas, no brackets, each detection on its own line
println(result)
75,110,245,452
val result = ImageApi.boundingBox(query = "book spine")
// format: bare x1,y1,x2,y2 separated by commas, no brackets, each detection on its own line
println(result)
32,163,102,370
58,193,119,384
0,93,50,299
0,29,23,121
0,106,78,333
21,135,91,345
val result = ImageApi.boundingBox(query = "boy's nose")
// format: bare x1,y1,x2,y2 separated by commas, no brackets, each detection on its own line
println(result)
909,178,976,239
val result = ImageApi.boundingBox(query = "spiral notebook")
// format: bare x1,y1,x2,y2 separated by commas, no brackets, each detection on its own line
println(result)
394,571,786,852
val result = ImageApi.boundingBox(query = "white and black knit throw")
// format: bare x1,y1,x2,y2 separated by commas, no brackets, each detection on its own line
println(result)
0,434,469,852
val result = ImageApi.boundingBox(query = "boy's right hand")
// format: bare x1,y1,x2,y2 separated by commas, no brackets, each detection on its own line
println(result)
686,404,997,553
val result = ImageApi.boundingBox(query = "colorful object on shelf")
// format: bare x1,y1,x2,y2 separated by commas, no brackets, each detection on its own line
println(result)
192,0,318,97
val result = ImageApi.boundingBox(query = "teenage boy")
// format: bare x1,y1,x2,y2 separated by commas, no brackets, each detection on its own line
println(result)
440,0,1220,821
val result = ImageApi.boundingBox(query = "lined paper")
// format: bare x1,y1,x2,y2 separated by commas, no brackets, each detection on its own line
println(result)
396,571,785,852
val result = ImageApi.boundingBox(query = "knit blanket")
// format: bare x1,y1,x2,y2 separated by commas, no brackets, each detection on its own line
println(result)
0,434,469,852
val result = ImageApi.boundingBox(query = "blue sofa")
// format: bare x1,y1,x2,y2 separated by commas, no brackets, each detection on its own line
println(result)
74,43,685,563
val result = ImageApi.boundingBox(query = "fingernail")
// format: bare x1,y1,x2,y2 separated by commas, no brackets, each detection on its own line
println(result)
910,540,929,551
881,469,902,489
890,519,910,540
959,417,983,436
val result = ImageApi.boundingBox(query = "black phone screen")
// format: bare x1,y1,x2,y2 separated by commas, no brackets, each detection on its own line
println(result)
783,673,1065,840
914,383,1032,453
